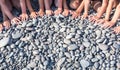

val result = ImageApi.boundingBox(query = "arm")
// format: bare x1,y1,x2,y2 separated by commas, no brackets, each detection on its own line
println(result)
105,0,114,21
96,0,108,18
84,0,90,15
26,0,34,13
76,1,84,14
39,0,44,11
20,0,27,14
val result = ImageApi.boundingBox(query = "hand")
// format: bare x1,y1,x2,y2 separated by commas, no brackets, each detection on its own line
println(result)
45,10,53,16
30,12,37,18
113,26,120,34
88,15,99,23
38,10,44,17
54,8,62,15
0,24,3,31
11,17,20,24
3,20,10,29
81,13,88,19
102,21,115,28
72,11,80,19
20,13,28,21
62,9,69,16
95,19,106,24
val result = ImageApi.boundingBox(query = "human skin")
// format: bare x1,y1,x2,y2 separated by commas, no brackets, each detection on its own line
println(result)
96,0,118,24
44,0,53,16
89,0,108,23
0,0,20,24
54,0,63,15
71,0,84,18
102,3,120,33
26,0,37,18
62,0,69,16
38,0,45,17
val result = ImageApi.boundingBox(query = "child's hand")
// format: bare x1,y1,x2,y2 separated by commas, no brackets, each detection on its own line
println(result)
54,8,62,15
62,9,69,16
81,13,88,19
102,21,115,28
45,10,53,16
89,15,99,23
113,26,120,34
3,20,10,29
38,10,44,17
30,12,37,18
20,13,28,21
0,24,3,31
95,19,107,24
11,17,20,24
72,11,80,19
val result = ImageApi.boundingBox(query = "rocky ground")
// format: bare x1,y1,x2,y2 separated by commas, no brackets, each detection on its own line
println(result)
0,14,120,70
0,0,120,70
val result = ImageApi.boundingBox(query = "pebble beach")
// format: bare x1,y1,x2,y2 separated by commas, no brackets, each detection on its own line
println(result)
0,0,120,70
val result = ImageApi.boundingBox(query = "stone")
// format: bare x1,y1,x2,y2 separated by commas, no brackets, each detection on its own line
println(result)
57,57,66,67
113,42,120,49
116,63,120,68
0,37,10,48
80,60,90,68
27,62,36,68
64,39,71,44
83,41,90,47
68,44,78,51
33,50,39,55
66,34,73,39
94,62,100,69
98,44,108,51
12,31,22,39
60,28,66,32
95,30,102,39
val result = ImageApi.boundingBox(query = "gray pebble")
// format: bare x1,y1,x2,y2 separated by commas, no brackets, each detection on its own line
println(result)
80,60,90,68
98,44,108,51
68,44,78,51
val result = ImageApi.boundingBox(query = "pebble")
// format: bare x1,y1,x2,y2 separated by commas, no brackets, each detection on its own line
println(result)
27,62,36,68
98,44,108,51
64,39,71,44
0,37,10,48
116,63,120,68
66,34,73,39
83,41,90,47
68,44,78,51
33,50,39,55
113,42,120,49
57,57,66,67
95,30,102,39
80,60,90,68
12,31,22,39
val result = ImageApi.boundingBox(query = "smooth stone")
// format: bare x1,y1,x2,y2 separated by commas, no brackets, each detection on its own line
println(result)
113,42,120,49
32,50,39,55
116,63,120,68
95,30,102,39
26,22,33,27
91,58,99,62
80,60,90,68
60,28,66,32
110,61,116,65
12,31,22,39
0,37,10,48
68,44,78,51
64,39,71,44
22,68,29,70
66,34,73,39
43,60,49,66
57,57,66,67
98,44,108,51
83,41,90,47
64,52,71,58
94,62,100,69
27,62,36,68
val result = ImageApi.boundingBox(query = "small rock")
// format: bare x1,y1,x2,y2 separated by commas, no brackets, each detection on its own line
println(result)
95,30,102,39
0,37,10,48
57,57,66,67
98,44,108,51
33,50,39,55
83,41,90,47
66,34,73,39
68,44,78,51
80,60,90,68
116,63,120,68
27,62,36,68
64,39,71,44
12,31,22,39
